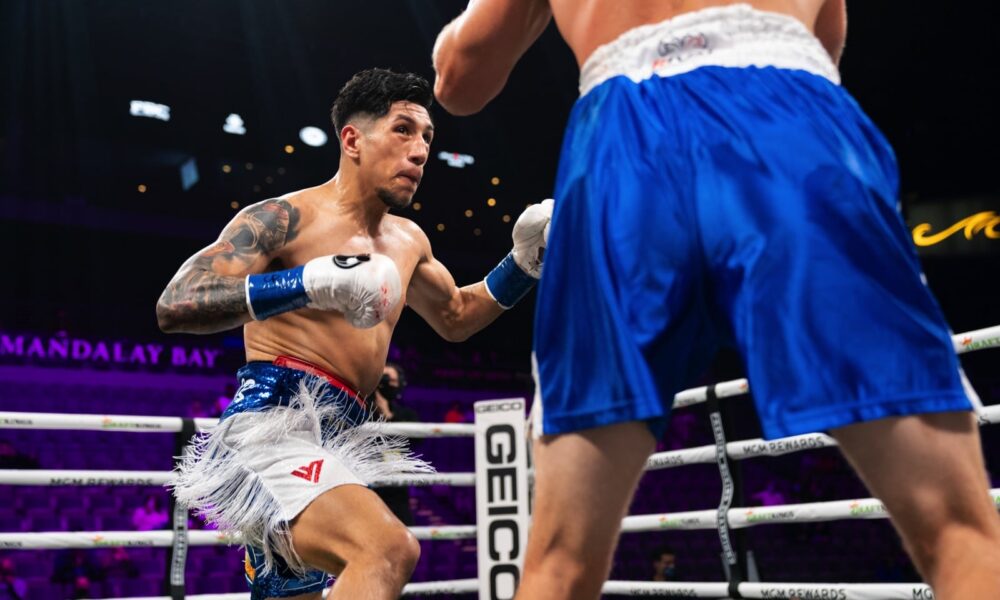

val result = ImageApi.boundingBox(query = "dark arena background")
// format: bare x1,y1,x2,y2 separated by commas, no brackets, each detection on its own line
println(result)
1,1,997,599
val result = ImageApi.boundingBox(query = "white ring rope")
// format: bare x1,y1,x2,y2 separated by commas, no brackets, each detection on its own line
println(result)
0,469,476,487
0,412,475,437
0,525,477,550
601,580,937,599
89,579,934,600
643,404,1000,471
91,578,480,599
4,404,992,486
10,487,997,550
619,488,1000,533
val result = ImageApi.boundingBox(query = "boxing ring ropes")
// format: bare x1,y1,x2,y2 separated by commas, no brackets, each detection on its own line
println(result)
0,325,998,600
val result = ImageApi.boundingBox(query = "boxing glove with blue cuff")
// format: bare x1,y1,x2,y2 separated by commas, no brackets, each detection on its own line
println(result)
485,199,553,309
245,253,402,328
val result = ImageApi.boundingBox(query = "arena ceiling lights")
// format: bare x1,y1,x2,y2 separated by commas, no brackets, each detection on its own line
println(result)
223,113,247,135
129,100,171,122
438,151,475,168
299,126,328,147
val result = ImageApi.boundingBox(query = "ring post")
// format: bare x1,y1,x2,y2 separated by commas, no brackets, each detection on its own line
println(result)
705,385,753,598
474,399,530,600
166,417,197,600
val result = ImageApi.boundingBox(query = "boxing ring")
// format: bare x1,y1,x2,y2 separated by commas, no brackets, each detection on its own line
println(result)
1,324,998,599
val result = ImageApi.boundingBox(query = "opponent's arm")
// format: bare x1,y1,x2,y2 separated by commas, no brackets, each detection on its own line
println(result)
814,0,846,66
407,200,553,342
432,0,552,116
156,199,298,334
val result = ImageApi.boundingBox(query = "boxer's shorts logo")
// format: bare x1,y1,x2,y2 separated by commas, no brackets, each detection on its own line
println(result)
656,33,711,62
233,378,255,404
291,459,324,483
333,255,371,269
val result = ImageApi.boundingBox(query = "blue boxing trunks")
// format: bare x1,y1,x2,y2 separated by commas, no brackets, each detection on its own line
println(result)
532,4,977,440
172,356,431,599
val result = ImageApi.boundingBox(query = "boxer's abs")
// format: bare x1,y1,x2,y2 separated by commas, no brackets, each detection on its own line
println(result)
243,312,393,395
549,0,831,67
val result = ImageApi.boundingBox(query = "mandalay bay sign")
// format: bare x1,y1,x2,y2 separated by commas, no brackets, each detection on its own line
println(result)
0,330,230,371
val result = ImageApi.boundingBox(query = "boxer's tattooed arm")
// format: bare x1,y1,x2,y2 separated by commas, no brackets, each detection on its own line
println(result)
156,199,300,333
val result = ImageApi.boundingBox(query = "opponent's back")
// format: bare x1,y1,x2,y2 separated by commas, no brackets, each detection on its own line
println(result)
549,0,844,67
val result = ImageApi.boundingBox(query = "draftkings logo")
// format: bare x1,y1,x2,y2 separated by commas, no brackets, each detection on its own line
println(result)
848,501,886,517
91,535,154,548
959,335,1000,352
100,416,162,430
744,509,795,524
656,515,704,529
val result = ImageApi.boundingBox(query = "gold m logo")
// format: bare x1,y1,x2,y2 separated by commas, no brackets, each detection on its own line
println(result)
912,211,1000,246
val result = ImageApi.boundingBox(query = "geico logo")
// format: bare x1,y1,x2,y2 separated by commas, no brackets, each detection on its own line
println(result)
488,563,519,600
475,401,523,413
485,424,516,464
488,519,520,561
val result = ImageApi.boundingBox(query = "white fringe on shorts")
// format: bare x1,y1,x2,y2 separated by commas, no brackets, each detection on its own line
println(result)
170,379,433,576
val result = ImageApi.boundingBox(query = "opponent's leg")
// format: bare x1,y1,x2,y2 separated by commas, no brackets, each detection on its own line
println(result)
516,421,656,600
290,483,420,599
831,411,1000,599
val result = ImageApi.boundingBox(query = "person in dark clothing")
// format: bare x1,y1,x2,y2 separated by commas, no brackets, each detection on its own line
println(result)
0,440,39,470
370,361,420,525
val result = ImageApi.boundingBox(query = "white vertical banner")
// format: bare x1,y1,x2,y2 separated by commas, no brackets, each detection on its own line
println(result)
474,399,530,600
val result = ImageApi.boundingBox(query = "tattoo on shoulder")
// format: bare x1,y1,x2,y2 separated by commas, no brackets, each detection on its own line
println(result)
211,199,301,264
158,200,302,332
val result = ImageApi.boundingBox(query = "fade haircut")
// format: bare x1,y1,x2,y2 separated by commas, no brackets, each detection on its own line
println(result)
330,68,433,135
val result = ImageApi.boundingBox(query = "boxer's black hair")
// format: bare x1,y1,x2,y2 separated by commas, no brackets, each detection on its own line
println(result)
331,68,433,135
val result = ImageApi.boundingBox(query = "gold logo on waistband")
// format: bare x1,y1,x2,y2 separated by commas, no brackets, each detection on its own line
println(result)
912,211,1000,246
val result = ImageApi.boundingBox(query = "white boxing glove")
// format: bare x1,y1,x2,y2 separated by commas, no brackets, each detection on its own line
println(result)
511,198,553,279
302,253,402,328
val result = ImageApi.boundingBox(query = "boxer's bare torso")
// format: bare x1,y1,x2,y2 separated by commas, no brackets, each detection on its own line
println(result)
158,100,506,396
235,188,427,395
433,0,845,115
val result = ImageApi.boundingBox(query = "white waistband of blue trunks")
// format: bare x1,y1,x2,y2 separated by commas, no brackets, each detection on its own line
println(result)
578,3,840,97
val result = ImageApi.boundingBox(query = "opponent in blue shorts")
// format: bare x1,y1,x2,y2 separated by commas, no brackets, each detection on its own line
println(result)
434,2,1000,598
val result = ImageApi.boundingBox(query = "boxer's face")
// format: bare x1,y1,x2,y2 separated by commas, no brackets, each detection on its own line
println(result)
362,101,433,209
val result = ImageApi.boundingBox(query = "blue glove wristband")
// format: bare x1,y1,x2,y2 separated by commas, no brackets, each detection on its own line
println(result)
484,252,537,309
246,265,309,320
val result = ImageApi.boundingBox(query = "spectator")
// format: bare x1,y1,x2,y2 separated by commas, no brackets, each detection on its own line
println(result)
52,549,102,599
650,547,677,582
0,558,27,600
131,494,168,531
0,441,39,470
215,382,236,416
444,402,465,424
101,547,138,598
369,362,420,525
103,547,138,579
751,480,788,507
